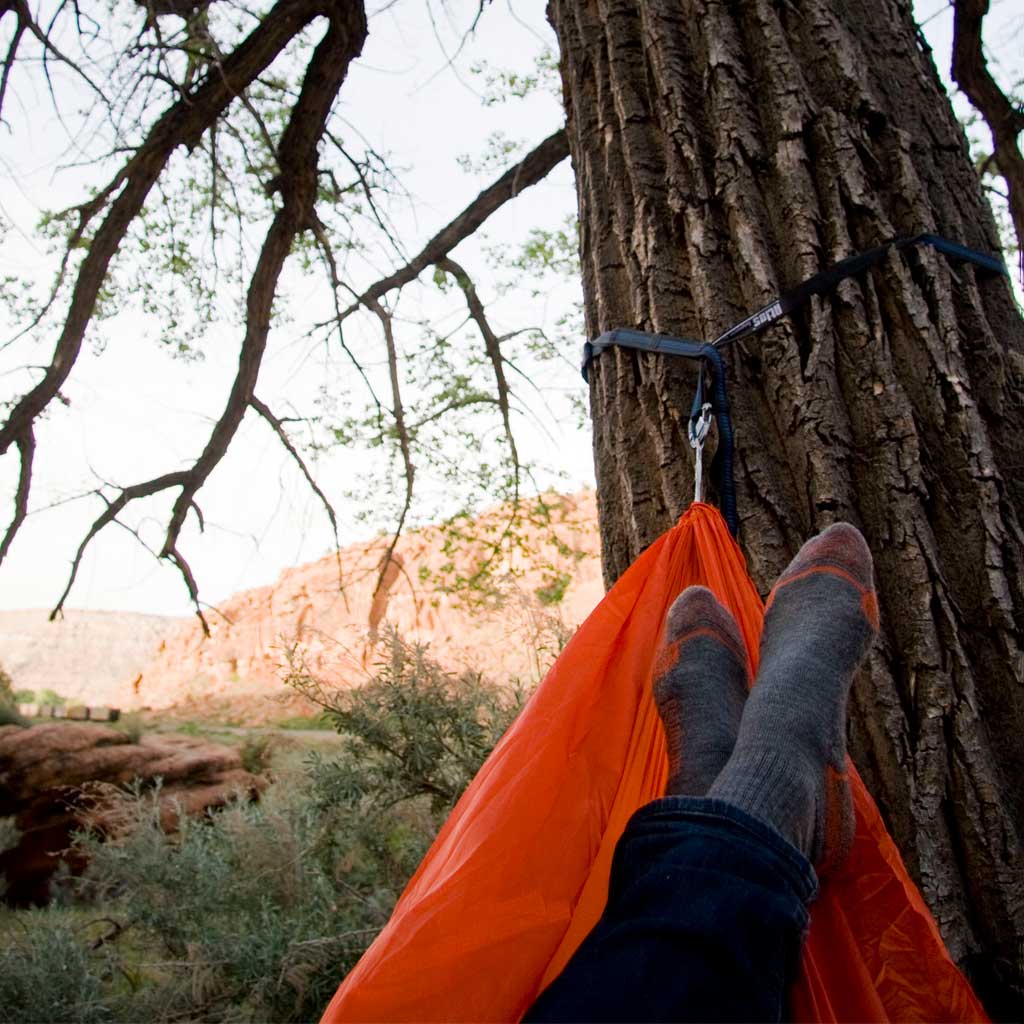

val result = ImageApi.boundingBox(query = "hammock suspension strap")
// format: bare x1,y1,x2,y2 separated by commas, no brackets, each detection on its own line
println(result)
580,233,1007,537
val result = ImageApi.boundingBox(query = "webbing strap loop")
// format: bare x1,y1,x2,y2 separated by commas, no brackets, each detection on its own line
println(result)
579,233,1006,538
580,330,738,534
709,232,1007,350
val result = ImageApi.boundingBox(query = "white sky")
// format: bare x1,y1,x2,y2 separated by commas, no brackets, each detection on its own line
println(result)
0,0,1019,618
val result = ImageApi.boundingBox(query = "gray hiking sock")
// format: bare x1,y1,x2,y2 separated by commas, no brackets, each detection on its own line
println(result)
653,586,750,797
708,523,878,872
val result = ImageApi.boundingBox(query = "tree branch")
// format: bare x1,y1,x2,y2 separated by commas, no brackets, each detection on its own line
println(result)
249,394,344,592
368,298,415,605
0,0,330,465
158,0,366,556
437,256,521,500
952,0,1024,275
0,426,33,564
50,469,190,624
0,11,25,126
339,127,568,319
37,0,367,622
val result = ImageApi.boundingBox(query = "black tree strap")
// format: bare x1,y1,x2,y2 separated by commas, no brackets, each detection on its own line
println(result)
580,233,1007,537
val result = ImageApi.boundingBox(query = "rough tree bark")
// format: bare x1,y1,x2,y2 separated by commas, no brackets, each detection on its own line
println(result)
548,0,1024,1016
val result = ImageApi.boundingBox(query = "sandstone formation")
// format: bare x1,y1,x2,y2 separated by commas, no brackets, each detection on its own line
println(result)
0,722,266,906
130,491,603,723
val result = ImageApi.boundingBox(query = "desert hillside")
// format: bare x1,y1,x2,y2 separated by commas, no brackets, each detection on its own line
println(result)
131,491,603,722
4,492,604,722
0,609,182,702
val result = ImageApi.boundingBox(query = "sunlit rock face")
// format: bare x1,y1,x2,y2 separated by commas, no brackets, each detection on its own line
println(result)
130,491,603,723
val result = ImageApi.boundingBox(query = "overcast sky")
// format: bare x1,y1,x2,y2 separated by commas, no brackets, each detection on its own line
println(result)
0,0,1019,618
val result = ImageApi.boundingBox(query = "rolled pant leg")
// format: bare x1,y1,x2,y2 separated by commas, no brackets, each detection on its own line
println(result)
524,796,818,1024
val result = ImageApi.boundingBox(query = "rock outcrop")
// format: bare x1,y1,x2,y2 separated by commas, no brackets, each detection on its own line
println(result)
0,722,266,906
131,491,603,723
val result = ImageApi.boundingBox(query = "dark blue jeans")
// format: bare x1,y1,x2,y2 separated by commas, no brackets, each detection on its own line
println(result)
524,797,818,1024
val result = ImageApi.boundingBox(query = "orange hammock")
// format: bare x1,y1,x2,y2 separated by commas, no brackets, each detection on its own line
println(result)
322,502,986,1023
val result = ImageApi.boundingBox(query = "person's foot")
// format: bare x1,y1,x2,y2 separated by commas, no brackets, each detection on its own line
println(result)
653,587,750,797
708,523,878,873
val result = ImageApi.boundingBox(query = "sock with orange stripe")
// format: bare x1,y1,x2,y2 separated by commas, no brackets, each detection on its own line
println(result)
653,587,750,797
708,523,878,872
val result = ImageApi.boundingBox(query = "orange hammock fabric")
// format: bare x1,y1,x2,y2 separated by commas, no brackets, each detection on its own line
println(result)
322,502,986,1023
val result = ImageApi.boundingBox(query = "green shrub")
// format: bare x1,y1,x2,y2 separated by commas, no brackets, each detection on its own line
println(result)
295,628,525,814
38,688,66,706
0,665,24,728
239,733,275,775
0,704,27,728
113,712,145,744
0,663,13,700
0,911,110,1024
12,689,35,703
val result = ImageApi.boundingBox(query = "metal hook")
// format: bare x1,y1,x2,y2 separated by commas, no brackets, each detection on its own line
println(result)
689,402,713,504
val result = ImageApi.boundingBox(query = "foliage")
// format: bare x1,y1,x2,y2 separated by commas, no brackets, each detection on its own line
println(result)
535,569,572,606
0,632,523,1022
113,712,145,744
239,732,276,775
0,912,109,1024
0,704,27,727
292,629,525,814
0,665,26,726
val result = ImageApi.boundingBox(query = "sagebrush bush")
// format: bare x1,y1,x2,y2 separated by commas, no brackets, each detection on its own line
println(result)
1,631,523,1023
0,911,110,1023
294,626,526,814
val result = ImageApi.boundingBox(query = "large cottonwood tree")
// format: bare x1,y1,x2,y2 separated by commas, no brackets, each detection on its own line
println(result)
548,0,1024,1014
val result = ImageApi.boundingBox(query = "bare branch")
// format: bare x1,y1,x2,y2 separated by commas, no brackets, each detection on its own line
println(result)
13,0,108,105
0,426,33,565
310,215,385,427
33,1,367,619
368,298,415,605
50,469,189,623
249,394,344,592
158,1,367,558
339,127,568,319
952,0,1024,277
326,129,407,260
436,256,521,500
0,12,25,126
164,545,210,635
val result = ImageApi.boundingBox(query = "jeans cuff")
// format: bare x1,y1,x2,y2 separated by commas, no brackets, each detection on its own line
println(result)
627,795,819,906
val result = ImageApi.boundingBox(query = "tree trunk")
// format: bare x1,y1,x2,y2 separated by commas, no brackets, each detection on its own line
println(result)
548,0,1024,1016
